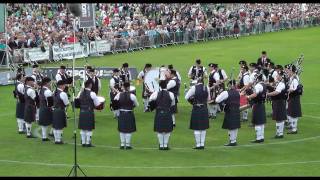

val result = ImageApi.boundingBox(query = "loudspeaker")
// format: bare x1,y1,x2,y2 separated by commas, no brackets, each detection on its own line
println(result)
67,4,82,17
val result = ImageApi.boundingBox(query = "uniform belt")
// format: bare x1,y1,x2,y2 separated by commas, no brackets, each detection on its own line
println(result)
120,109,133,112
194,104,205,107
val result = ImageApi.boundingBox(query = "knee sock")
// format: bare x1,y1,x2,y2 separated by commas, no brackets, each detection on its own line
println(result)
194,131,201,147
80,130,86,144
200,130,206,147
125,133,132,147
41,126,48,139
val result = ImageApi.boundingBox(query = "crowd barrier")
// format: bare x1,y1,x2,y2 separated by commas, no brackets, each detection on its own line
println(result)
8,17,320,65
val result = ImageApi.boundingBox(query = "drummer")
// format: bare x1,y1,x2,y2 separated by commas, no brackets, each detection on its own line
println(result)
137,63,153,112
78,80,101,147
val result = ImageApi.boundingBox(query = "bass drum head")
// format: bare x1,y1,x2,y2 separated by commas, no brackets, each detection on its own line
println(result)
144,68,160,93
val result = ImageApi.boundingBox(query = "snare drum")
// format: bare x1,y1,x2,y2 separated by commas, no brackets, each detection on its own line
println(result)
240,94,248,107
129,86,136,95
95,96,106,110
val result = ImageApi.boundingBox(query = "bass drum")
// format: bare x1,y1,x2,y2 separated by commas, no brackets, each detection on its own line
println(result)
144,67,160,93
95,96,106,110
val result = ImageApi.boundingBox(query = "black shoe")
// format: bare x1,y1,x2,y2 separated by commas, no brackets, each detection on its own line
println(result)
48,133,54,137
242,119,248,122
193,146,201,150
18,131,25,134
159,147,164,150
274,135,284,139
199,146,205,149
55,141,64,144
120,146,125,149
82,144,86,147
224,142,237,146
163,147,170,150
173,124,176,128
86,143,95,147
251,139,264,143
287,131,298,134
126,146,132,150
42,138,50,142
212,116,216,119
248,124,254,127
27,135,36,138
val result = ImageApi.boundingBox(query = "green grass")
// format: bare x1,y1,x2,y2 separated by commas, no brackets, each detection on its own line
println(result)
1,27,320,176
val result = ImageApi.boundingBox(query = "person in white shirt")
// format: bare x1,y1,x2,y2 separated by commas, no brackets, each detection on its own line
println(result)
30,64,43,122
267,71,287,138
23,77,37,138
137,63,153,112
149,80,175,150
215,80,241,146
208,63,228,118
246,73,267,143
185,78,211,149
52,80,70,144
238,65,250,121
38,77,54,141
114,82,139,149
85,68,101,95
168,64,182,81
109,68,122,118
188,59,208,85
166,70,180,127
78,80,101,147
14,74,26,134
286,65,302,134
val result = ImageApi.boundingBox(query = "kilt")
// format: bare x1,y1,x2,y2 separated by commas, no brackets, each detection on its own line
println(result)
39,107,53,126
189,105,209,130
154,108,173,133
24,104,36,123
287,95,302,118
252,102,266,125
52,108,67,130
272,99,287,121
222,107,241,130
16,102,25,119
118,111,136,133
78,110,95,130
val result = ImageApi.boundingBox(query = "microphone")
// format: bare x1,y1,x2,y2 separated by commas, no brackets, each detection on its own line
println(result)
67,3,82,17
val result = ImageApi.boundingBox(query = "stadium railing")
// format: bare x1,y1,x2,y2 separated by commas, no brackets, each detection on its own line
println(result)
10,17,320,64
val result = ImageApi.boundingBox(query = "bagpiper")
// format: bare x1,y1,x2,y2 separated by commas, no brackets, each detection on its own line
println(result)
149,80,175,150
185,77,210,149
114,82,139,149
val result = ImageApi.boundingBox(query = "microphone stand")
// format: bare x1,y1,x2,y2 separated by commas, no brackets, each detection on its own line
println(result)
67,16,86,177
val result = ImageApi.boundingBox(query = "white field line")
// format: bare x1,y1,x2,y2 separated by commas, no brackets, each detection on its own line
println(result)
1,159,320,169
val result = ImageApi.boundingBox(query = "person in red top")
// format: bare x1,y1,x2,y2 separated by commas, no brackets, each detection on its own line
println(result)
67,36,78,43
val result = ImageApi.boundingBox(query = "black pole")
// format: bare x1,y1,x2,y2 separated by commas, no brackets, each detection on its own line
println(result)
66,16,86,177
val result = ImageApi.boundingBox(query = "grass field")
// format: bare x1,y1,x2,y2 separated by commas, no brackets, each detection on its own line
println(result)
1,27,320,176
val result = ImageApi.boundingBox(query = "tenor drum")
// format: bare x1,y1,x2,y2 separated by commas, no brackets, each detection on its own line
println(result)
95,96,106,110
129,86,136,95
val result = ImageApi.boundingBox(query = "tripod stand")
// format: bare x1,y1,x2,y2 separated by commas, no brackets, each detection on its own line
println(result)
67,17,87,177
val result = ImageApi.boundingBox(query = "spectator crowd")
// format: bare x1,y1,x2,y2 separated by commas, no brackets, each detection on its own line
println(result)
2,3,320,53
